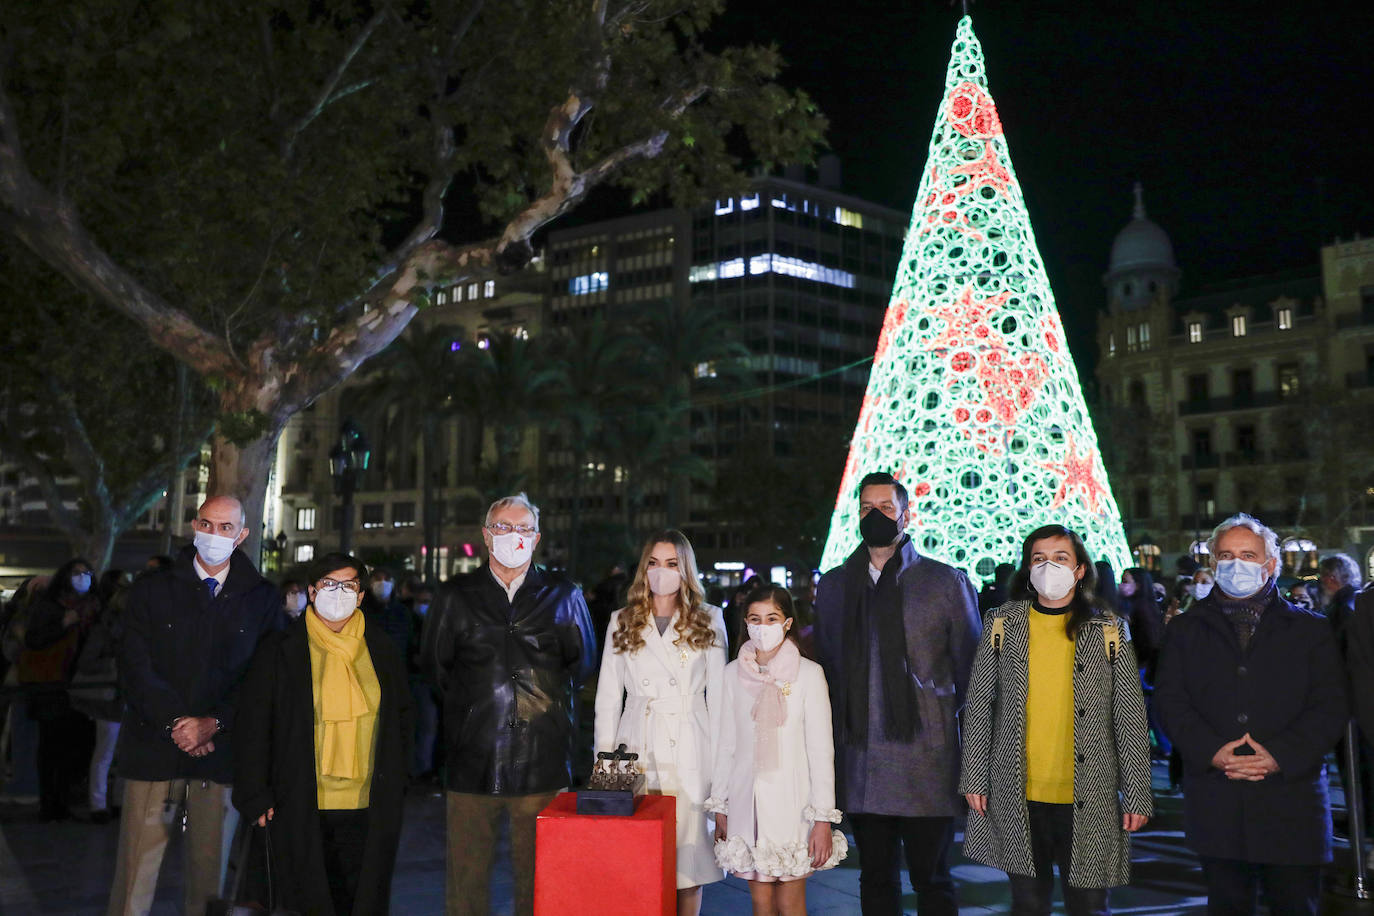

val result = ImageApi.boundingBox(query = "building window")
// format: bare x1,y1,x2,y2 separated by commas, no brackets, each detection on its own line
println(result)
1137,322,1151,350
361,504,385,529
1107,332,1116,358
294,544,315,563
467,282,479,300
295,507,316,531
484,280,495,298
569,272,609,295
392,501,416,527
1187,321,1203,343
1133,487,1151,519
1232,368,1254,405
1278,363,1300,398
1191,428,1213,458
1126,325,1139,352
1277,307,1293,330
1195,482,1216,520
453,284,464,302
1186,373,1208,403
1235,424,1257,457
1231,314,1247,337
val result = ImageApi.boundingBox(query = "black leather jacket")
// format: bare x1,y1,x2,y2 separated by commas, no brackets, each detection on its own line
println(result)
422,565,595,795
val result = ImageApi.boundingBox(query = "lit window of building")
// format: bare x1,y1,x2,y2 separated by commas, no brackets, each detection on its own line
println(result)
294,544,315,563
484,280,496,298
295,507,316,531
392,501,416,527
1126,325,1138,352
1277,307,1292,330
1231,314,1247,337
468,282,479,300
1137,321,1151,350
569,272,609,295
1188,321,1202,343
1108,332,1116,357
361,504,385,529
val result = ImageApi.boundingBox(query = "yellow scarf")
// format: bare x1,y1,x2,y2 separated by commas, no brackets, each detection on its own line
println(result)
305,610,374,780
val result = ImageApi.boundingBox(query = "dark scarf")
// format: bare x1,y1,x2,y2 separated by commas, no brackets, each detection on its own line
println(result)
1216,579,1277,651
840,538,920,744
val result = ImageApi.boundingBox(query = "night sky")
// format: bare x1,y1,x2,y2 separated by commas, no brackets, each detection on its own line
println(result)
710,0,1374,374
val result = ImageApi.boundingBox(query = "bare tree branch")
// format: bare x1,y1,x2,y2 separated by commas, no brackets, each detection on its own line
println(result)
0,79,235,376
283,7,390,159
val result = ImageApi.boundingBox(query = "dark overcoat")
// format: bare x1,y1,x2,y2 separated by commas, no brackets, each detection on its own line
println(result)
959,601,1153,888
117,545,281,783
422,565,596,795
814,540,982,816
1154,592,1347,865
233,614,414,916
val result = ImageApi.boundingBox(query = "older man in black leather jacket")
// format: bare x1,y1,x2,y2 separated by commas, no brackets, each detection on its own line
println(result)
423,493,595,916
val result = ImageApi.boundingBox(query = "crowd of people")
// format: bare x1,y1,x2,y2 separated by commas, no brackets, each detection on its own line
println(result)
0,476,1371,916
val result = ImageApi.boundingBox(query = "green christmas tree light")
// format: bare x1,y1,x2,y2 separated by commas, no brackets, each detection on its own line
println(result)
820,15,1131,580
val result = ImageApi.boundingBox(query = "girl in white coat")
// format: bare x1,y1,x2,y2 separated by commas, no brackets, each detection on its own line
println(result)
594,530,727,916
710,584,847,916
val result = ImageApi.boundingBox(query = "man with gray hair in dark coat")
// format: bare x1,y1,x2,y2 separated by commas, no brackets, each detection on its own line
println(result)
815,471,982,916
1156,512,1347,916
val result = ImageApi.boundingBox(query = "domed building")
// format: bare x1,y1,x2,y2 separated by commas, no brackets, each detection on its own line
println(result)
1103,183,1180,313
1094,186,1374,582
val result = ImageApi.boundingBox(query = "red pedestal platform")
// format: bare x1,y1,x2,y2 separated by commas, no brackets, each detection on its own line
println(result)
534,792,676,916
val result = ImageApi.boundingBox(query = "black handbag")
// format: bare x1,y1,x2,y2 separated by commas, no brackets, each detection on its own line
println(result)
205,821,298,916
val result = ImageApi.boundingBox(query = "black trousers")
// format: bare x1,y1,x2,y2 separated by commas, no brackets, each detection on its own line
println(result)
34,708,91,819
848,813,956,916
1007,801,1109,916
1199,857,1322,916
319,808,370,916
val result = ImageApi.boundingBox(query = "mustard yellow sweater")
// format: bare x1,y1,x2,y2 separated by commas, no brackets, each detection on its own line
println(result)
1025,606,1075,804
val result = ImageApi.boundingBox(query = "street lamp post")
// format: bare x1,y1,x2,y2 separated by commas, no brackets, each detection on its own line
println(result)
329,419,371,556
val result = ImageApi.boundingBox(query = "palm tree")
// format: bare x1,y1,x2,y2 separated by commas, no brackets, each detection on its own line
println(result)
457,330,566,500
352,322,465,582
548,314,641,579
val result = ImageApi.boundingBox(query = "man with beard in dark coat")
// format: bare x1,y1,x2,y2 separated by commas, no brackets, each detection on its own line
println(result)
1156,512,1347,916
422,493,596,916
814,471,981,916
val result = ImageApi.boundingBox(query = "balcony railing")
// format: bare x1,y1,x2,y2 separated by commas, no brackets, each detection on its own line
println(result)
1177,390,1281,415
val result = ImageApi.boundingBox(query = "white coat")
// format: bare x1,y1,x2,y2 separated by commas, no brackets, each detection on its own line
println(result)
593,605,728,888
707,654,847,879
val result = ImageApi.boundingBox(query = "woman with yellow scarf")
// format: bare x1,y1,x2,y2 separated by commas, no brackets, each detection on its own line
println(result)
234,553,414,915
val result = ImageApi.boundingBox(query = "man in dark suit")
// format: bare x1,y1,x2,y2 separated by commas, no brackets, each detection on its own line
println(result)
109,495,281,916
814,471,982,916
1156,512,1347,916
423,493,596,916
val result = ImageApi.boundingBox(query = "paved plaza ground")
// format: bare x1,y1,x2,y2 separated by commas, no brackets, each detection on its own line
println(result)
3,762,1372,914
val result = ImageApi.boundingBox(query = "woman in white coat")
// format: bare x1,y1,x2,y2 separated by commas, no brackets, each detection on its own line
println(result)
594,530,727,916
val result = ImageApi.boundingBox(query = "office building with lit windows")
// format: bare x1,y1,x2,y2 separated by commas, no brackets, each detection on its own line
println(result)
543,160,908,580
1095,186,1374,578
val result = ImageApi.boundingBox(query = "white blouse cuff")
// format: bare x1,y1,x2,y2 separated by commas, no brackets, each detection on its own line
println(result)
705,796,729,815
803,805,843,824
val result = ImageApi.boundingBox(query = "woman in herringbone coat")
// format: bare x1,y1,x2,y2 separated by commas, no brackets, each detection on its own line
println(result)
959,525,1153,916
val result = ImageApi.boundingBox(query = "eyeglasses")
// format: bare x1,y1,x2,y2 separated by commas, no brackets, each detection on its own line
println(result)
486,523,538,536
316,578,362,593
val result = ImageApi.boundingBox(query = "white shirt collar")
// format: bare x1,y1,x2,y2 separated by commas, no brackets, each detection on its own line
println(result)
868,563,882,584
490,566,528,603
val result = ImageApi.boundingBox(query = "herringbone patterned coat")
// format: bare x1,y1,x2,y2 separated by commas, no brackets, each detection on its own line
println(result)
958,600,1153,888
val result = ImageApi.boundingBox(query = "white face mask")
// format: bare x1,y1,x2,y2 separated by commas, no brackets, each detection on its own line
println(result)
371,580,394,602
70,572,92,595
1029,560,1077,602
285,592,307,616
1118,580,1136,597
646,567,681,596
1215,558,1270,599
313,588,359,622
490,531,535,568
748,622,787,653
1190,581,1213,601
194,531,238,567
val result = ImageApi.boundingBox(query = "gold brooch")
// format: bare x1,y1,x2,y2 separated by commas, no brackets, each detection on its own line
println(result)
779,681,792,697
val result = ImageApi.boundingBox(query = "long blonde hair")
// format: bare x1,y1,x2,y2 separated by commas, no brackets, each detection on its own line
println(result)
612,530,717,655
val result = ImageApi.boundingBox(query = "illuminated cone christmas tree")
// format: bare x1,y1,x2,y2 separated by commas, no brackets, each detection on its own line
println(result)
820,16,1130,579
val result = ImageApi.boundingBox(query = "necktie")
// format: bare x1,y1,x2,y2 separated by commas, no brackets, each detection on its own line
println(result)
203,577,218,600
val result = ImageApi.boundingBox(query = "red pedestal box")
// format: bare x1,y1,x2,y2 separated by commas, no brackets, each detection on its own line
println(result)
534,792,676,916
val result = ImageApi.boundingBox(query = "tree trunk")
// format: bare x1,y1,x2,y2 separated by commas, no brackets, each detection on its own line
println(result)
206,422,287,567
75,517,118,573
422,418,439,583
